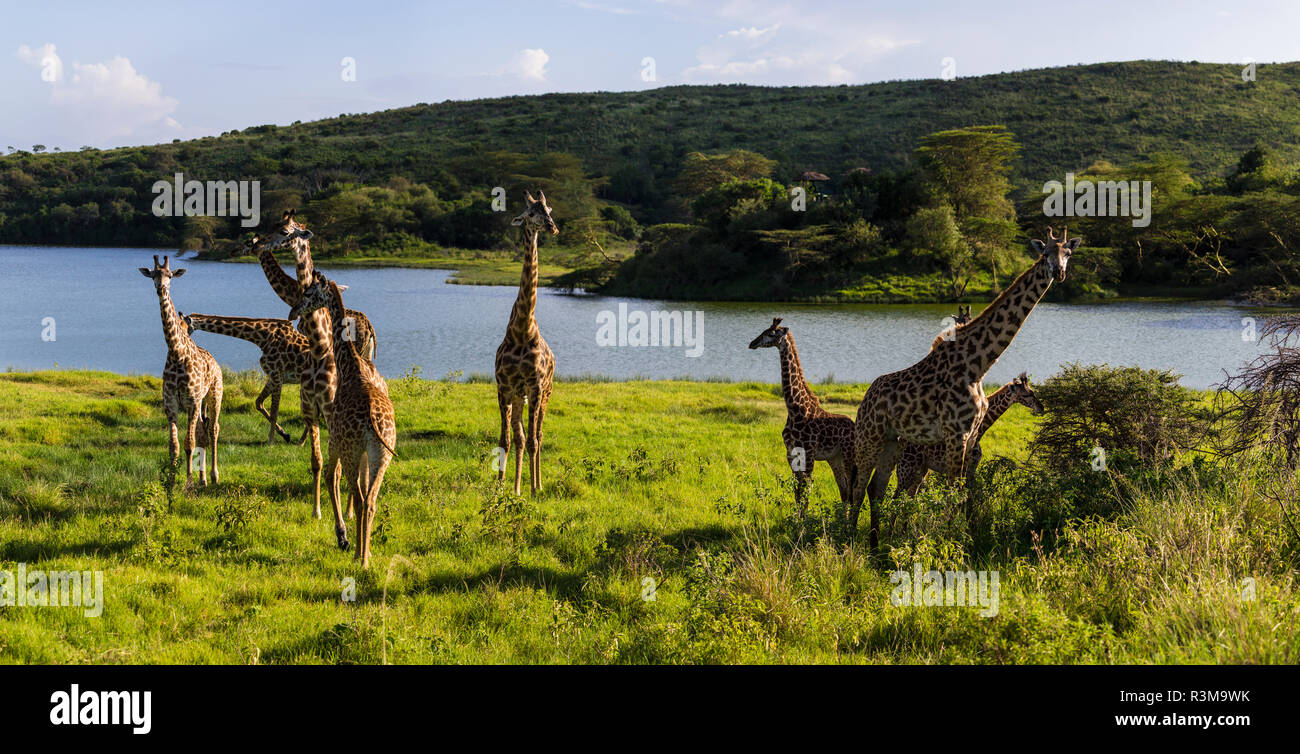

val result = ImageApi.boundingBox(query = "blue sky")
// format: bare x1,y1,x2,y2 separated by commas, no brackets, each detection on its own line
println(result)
5,0,1300,150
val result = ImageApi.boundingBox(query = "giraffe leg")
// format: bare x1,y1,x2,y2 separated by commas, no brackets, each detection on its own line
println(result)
866,439,901,552
185,410,200,488
828,454,853,521
793,468,812,519
526,395,543,495
166,410,181,489
895,445,927,499
510,398,525,496
496,391,512,484
328,445,349,551
206,390,221,486
942,432,975,533
309,424,323,519
849,427,883,536
359,441,391,569
349,464,364,559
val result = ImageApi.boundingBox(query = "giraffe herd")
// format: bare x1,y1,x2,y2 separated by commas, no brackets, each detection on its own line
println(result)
142,191,1078,566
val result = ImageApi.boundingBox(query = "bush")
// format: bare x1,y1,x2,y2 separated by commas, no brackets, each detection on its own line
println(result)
1031,363,1210,473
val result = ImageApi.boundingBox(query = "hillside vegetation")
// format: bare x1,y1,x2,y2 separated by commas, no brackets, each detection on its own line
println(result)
5,61,1300,302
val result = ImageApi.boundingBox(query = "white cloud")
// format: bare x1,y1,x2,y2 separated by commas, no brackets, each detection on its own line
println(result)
678,3,915,85
16,42,63,82
508,48,550,81
16,43,184,146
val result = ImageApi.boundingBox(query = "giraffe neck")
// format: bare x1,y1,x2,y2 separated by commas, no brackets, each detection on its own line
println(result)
777,335,820,418
324,282,359,382
256,247,301,306
157,287,192,357
975,383,1018,439
187,314,289,350
958,257,1054,381
293,237,314,289
506,228,540,343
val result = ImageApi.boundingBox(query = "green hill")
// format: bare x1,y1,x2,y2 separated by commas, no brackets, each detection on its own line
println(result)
4,60,1300,304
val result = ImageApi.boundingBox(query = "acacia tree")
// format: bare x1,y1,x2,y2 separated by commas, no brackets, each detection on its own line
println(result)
673,150,776,197
913,125,1021,293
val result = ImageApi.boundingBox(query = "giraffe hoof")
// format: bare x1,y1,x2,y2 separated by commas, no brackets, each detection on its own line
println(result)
335,529,350,551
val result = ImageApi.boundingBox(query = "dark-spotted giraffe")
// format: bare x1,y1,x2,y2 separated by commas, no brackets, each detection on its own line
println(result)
850,227,1080,548
749,318,856,518
291,272,396,567
494,191,558,496
895,373,1043,496
139,255,223,488
184,313,310,444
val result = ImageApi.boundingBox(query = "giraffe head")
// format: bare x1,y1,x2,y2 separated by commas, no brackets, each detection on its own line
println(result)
1031,226,1081,282
254,210,314,251
511,191,559,236
1007,372,1044,415
138,254,187,293
231,234,259,258
954,305,972,325
748,317,790,349
287,271,343,321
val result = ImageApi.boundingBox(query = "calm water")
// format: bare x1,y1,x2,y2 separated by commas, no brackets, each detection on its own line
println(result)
0,246,1278,389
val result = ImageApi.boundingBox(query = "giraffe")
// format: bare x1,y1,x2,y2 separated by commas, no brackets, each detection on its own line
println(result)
139,256,223,489
850,227,1080,548
184,313,310,444
894,373,1042,497
251,212,340,521
495,191,557,496
234,227,377,360
290,273,396,566
748,318,856,519
955,305,972,325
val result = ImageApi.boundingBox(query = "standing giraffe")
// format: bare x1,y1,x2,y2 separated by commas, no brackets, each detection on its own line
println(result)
184,313,310,444
894,373,1042,497
495,191,558,496
850,227,1079,547
234,227,377,360
139,256,223,488
290,273,396,566
251,212,340,521
748,318,856,518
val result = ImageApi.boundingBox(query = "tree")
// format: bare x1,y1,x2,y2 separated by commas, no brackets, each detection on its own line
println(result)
674,150,776,197
914,125,1019,224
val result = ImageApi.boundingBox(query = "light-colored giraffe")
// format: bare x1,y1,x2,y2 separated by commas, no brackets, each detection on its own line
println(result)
850,227,1080,548
895,373,1042,497
139,256,223,488
748,318,856,518
184,313,310,444
251,212,340,521
495,191,558,496
235,228,377,360
290,273,396,567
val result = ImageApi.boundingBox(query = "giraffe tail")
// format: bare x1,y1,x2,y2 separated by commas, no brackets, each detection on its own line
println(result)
369,418,398,459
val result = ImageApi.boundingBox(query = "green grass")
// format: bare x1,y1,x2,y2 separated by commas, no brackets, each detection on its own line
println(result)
0,370,1295,664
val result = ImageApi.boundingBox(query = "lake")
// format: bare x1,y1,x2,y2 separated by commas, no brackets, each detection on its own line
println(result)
0,245,1278,389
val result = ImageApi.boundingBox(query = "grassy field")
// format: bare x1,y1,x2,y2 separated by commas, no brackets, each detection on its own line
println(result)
0,370,1295,664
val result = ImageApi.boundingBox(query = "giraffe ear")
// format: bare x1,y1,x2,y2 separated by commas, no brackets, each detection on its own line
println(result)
1063,238,1081,252
139,268,153,277
296,228,314,240
1030,239,1047,255
172,268,187,278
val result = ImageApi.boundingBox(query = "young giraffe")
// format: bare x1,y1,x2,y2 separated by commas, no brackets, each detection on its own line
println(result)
291,273,397,567
495,191,558,496
851,227,1080,548
139,256,223,488
252,213,340,521
184,313,310,444
235,224,377,360
748,318,856,518
894,373,1043,497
